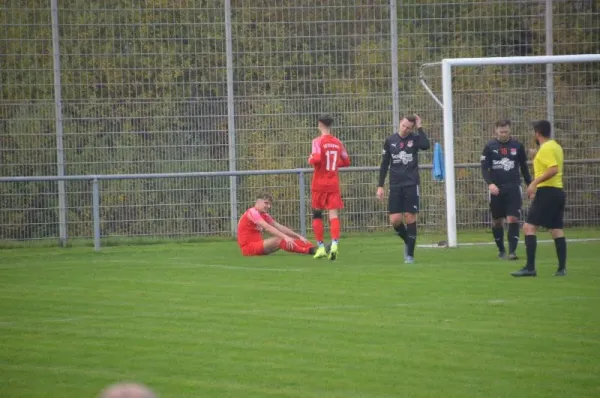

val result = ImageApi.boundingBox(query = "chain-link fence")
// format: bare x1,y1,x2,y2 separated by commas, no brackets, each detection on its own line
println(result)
1,0,599,244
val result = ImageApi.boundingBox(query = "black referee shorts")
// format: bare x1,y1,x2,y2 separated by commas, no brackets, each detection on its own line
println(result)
388,185,420,214
489,185,522,220
526,187,566,229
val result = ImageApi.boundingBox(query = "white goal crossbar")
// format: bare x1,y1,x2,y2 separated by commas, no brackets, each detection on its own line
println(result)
422,54,600,248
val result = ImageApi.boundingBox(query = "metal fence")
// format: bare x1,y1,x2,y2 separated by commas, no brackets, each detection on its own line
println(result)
2,159,598,249
1,0,599,245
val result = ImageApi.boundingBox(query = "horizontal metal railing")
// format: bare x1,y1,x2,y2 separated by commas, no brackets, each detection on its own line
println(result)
1,159,598,251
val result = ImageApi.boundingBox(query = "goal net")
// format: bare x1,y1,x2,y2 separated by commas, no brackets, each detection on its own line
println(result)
420,54,600,247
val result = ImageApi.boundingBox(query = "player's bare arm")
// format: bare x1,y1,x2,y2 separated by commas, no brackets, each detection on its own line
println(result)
255,219,295,248
271,220,307,242
338,144,351,168
527,166,559,198
308,137,322,166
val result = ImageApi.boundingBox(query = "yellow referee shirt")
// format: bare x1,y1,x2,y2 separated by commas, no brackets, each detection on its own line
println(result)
534,139,564,188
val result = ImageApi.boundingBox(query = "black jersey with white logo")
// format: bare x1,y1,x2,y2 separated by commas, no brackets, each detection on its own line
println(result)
378,129,430,188
480,138,532,188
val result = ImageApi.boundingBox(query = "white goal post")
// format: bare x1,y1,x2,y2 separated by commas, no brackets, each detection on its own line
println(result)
422,54,600,248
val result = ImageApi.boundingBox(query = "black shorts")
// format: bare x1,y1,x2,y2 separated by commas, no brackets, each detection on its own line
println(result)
389,185,420,214
526,187,566,229
489,186,523,219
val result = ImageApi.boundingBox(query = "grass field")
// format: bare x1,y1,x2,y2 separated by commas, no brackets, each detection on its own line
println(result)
1,234,599,397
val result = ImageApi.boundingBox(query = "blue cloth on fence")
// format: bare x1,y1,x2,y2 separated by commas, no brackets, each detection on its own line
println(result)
432,142,445,181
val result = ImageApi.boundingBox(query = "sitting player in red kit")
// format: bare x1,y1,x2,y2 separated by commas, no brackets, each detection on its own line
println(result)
237,192,317,256
308,115,351,260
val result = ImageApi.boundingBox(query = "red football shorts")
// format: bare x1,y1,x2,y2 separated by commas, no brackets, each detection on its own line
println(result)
311,191,344,210
239,240,267,256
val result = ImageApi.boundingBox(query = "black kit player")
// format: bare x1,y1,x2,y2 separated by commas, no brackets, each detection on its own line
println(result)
480,119,532,260
377,114,430,264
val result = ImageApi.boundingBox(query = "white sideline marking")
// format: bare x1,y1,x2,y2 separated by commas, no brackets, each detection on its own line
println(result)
418,237,600,248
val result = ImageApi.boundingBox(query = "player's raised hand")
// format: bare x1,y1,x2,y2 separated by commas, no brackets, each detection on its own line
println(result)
414,114,422,128
376,187,385,201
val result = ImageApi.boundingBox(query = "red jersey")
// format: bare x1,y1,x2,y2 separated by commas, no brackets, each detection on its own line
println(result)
308,134,350,193
237,207,274,246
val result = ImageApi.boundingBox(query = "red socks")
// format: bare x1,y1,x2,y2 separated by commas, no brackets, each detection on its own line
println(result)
330,217,340,241
312,219,324,243
313,217,341,243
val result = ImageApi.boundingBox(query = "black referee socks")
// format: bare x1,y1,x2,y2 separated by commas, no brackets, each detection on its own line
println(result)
525,235,537,270
554,237,567,271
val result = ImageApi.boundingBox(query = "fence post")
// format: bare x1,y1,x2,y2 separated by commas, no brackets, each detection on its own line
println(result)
298,171,307,237
50,0,68,247
92,178,101,252
545,0,555,138
390,0,400,132
224,0,238,237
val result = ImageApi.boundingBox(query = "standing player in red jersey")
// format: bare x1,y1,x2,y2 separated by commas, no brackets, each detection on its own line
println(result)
237,192,317,257
308,115,351,261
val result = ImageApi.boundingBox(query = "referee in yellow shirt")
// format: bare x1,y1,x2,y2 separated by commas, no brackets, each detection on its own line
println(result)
511,120,566,277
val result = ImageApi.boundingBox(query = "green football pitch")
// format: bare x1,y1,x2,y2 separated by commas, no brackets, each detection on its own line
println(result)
1,234,599,397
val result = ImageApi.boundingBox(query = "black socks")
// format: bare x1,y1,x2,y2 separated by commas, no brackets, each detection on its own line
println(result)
508,223,520,254
492,226,505,253
554,237,567,271
406,222,417,257
525,235,537,270
394,223,407,243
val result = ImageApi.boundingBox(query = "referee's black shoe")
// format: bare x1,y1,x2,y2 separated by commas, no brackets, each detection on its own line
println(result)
554,269,567,276
511,267,537,277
